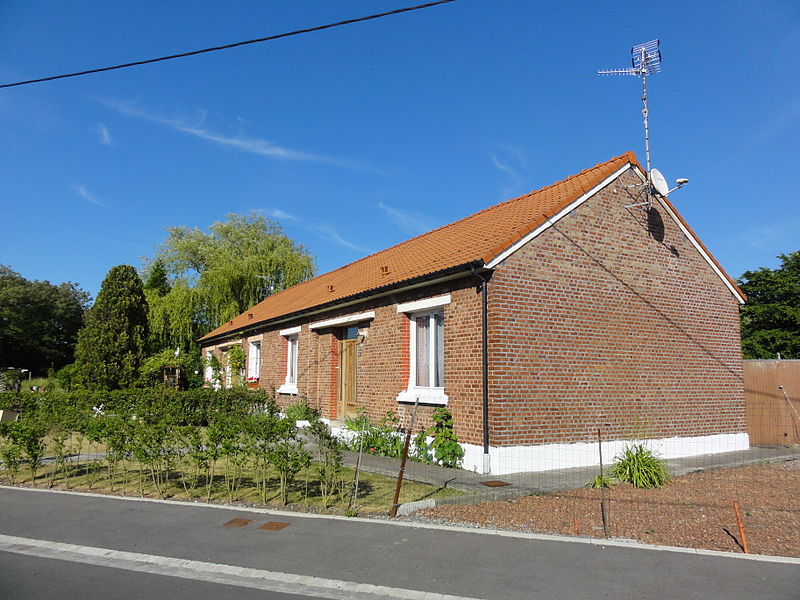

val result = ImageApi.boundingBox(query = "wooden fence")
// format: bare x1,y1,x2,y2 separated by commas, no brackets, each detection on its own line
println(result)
743,359,800,445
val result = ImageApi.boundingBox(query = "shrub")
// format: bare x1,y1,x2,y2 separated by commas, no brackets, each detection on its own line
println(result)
428,408,464,468
411,431,433,464
343,410,403,458
284,398,320,422
611,443,671,488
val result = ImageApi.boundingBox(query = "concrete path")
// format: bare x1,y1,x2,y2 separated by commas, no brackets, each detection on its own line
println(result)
1,486,798,600
341,445,800,509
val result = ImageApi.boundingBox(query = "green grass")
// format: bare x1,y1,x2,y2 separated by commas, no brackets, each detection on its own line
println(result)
16,377,60,393
0,454,464,515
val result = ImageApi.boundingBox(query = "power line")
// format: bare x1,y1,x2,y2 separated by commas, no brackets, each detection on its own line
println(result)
0,0,460,89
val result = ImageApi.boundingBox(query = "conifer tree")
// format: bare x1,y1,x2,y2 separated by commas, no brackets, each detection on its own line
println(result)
73,265,149,390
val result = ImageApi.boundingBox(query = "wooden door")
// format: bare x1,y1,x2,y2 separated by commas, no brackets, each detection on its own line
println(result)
339,339,358,418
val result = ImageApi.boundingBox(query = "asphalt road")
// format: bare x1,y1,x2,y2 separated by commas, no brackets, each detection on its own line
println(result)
0,552,309,600
0,486,797,600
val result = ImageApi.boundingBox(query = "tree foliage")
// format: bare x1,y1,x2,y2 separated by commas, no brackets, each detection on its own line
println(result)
146,212,314,350
0,265,90,375
72,265,149,390
143,259,171,297
738,251,800,359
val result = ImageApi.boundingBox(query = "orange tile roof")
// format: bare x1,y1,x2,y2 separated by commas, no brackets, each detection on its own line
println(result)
200,151,741,342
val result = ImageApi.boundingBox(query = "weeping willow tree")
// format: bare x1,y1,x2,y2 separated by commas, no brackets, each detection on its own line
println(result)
144,212,315,352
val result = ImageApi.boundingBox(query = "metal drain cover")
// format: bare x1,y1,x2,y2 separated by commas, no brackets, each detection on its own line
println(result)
480,480,511,487
223,518,254,527
259,521,290,531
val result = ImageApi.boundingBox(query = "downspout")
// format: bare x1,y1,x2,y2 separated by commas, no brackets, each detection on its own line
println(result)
472,265,491,475
481,274,490,474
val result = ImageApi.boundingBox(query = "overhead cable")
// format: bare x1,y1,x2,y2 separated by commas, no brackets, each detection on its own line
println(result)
0,0,459,89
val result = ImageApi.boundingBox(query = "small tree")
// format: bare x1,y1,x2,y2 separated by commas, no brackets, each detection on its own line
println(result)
308,418,343,507
72,265,149,390
268,418,310,505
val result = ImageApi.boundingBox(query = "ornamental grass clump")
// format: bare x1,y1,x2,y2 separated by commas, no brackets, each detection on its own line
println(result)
611,443,671,489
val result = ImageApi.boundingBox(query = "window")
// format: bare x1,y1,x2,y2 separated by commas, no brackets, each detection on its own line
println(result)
277,327,300,395
204,350,216,387
247,341,261,381
414,312,444,387
396,305,448,405
286,336,298,385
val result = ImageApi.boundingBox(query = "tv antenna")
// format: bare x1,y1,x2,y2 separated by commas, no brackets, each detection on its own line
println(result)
599,39,687,208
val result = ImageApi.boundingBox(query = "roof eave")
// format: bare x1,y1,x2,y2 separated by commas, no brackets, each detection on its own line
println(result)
198,260,486,345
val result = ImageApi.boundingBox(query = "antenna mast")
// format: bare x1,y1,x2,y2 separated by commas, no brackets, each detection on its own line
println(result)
598,39,662,176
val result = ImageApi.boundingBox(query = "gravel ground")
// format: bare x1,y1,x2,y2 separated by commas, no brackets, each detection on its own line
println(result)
412,460,800,558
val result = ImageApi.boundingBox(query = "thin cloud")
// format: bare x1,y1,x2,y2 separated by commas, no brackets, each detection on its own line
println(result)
491,154,521,181
95,122,114,146
312,225,370,253
378,202,432,235
739,214,800,250
94,97,380,172
71,185,110,208
263,208,298,222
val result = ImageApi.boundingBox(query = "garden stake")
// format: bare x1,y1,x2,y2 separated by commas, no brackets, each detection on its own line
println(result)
778,386,800,439
390,399,419,518
349,415,367,512
732,501,749,554
572,517,580,536
597,428,609,538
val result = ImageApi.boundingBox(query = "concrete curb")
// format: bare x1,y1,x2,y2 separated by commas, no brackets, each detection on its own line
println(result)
2,484,799,565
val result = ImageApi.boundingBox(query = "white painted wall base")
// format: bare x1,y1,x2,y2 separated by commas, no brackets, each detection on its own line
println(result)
310,419,750,477
461,432,751,476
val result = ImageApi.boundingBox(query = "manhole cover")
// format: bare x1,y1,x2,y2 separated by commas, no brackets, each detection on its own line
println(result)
224,518,254,527
480,480,511,487
259,521,290,531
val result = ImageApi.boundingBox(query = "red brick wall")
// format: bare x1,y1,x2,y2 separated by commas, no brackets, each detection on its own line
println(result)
486,166,746,446
200,165,745,450
222,278,485,444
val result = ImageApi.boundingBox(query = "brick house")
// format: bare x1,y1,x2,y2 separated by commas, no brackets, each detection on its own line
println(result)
199,152,748,475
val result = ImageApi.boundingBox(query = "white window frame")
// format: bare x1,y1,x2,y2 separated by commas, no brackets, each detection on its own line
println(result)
396,306,448,406
204,350,217,389
247,340,262,382
277,332,299,395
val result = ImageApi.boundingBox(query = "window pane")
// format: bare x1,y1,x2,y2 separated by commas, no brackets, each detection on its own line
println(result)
249,342,261,378
415,316,430,387
434,312,444,387
288,337,298,384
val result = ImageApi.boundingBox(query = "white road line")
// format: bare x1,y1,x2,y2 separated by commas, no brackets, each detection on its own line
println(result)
0,533,482,600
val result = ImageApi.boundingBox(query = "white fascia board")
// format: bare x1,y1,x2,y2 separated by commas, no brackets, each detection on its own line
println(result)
396,294,451,314
627,165,746,305
484,161,745,305
655,195,746,304
279,326,301,337
485,163,632,269
309,311,376,331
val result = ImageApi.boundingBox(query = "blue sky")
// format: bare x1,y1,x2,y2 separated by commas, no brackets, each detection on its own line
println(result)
1,0,798,300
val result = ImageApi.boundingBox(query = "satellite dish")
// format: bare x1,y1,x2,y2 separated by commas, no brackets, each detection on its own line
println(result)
650,168,669,196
